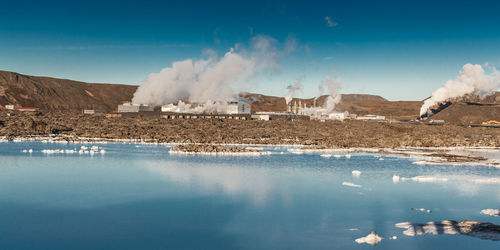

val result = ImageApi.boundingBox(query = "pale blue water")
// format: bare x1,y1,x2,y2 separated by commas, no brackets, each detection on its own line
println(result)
0,142,499,249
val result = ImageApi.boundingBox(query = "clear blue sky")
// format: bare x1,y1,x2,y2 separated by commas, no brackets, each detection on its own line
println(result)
1,0,500,100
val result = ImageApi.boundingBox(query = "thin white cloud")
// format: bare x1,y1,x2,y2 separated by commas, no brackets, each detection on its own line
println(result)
325,16,338,27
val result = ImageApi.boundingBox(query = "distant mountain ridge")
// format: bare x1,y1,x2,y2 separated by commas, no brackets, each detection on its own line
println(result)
0,70,137,111
1,70,412,115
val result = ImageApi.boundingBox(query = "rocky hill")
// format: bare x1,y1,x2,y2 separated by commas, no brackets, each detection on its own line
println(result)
0,71,137,111
1,70,498,123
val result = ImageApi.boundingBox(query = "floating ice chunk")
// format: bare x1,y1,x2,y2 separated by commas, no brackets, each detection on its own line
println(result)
21,149,27,153
481,209,500,217
345,154,351,159
379,158,384,161
342,182,362,188
333,154,342,158
472,178,500,184
411,208,432,213
91,146,99,152
391,236,397,240
411,176,448,183
393,174,400,183
352,170,361,177
355,231,383,246
100,149,106,154
348,228,359,231
28,149,32,153
320,154,332,158
80,146,88,150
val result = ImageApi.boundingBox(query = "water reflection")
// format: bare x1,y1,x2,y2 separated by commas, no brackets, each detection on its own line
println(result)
145,162,274,206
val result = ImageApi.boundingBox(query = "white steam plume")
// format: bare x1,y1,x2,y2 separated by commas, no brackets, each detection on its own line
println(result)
420,63,500,117
284,78,303,104
315,84,325,100
132,35,280,106
324,76,342,112
299,75,342,117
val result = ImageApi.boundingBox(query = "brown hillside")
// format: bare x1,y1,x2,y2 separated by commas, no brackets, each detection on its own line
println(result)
0,71,137,111
242,92,421,119
431,102,500,124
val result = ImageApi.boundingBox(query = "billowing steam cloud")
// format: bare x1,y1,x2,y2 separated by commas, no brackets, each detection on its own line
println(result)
298,75,342,116
284,78,303,104
420,63,500,117
323,76,342,112
132,35,280,106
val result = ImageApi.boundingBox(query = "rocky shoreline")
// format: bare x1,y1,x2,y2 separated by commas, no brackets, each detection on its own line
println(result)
170,144,271,156
1,111,500,149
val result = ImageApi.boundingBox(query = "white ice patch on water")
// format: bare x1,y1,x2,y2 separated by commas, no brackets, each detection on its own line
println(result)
352,170,361,177
37,145,104,156
320,154,332,158
481,209,500,217
355,231,383,246
392,174,400,183
342,182,362,188
401,176,448,183
472,178,500,183
411,207,432,213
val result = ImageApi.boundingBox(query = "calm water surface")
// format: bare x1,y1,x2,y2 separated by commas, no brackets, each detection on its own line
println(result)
0,142,499,249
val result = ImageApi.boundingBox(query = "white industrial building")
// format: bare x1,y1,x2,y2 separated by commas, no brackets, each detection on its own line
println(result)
327,111,349,121
217,101,251,114
161,100,251,115
118,103,154,113
161,103,180,112
251,113,270,121
356,114,385,121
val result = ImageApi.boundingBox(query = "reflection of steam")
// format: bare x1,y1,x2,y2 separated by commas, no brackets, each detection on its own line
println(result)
145,163,273,206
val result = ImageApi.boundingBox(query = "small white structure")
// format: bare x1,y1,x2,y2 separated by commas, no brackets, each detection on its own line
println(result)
5,104,14,110
251,114,270,121
327,111,349,121
357,114,385,121
118,103,154,113
161,103,180,112
218,100,251,114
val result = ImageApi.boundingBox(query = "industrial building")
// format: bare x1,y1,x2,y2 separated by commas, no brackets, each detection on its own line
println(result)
161,100,251,115
118,103,154,113
356,115,386,121
218,100,251,114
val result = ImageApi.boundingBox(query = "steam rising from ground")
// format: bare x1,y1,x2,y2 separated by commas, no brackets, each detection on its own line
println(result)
323,76,342,112
420,63,500,117
296,76,342,115
132,35,280,106
284,78,303,104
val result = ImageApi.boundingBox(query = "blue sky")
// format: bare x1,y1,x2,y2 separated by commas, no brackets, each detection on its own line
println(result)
1,0,500,100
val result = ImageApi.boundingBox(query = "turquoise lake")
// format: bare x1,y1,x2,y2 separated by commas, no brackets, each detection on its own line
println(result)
1,142,499,249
